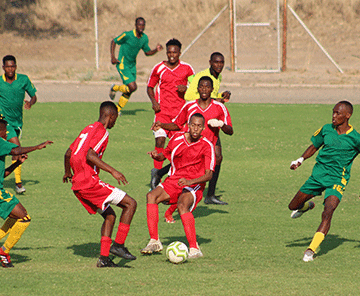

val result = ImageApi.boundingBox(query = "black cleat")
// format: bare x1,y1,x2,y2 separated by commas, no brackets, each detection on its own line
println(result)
110,242,137,260
0,250,14,268
204,195,228,205
96,256,119,268
150,168,161,190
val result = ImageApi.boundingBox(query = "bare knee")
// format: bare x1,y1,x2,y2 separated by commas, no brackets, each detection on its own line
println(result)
128,83,137,93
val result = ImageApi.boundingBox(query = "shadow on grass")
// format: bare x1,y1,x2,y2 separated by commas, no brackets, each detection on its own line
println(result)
286,234,360,257
121,109,148,116
3,178,40,189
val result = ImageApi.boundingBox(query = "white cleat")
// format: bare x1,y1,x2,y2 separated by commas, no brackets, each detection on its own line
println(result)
303,249,315,262
291,201,315,219
141,239,163,254
15,185,26,194
109,84,116,100
188,244,203,259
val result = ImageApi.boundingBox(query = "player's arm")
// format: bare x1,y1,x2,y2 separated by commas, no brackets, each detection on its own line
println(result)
178,169,213,186
147,150,166,162
63,148,73,183
290,144,319,170
147,86,160,113
144,44,163,56
5,155,27,178
110,39,120,64
86,148,128,185
11,141,53,156
151,121,180,132
24,94,37,110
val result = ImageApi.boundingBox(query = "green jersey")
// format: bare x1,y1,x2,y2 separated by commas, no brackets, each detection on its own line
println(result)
0,138,17,190
311,123,360,179
114,29,151,68
0,73,37,128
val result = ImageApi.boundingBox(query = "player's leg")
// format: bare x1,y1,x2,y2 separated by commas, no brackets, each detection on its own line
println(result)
288,190,315,218
141,186,170,254
303,195,340,262
110,194,137,260
8,133,25,194
178,189,203,259
205,137,227,205
1,200,30,268
150,133,166,189
164,204,177,223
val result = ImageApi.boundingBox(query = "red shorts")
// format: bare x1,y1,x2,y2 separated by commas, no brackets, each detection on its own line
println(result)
154,113,177,139
73,180,126,214
160,176,205,212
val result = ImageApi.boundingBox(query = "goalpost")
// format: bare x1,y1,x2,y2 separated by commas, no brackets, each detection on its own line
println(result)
230,0,281,73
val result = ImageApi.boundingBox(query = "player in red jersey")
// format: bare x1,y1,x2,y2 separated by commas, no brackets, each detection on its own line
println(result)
147,38,195,191
63,101,137,268
151,76,233,219
141,113,215,259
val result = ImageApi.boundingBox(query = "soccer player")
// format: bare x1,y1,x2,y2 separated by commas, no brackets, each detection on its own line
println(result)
63,101,137,268
289,101,360,262
0,55,38,194
0,116,52,268
155,52,232,207
147,38,195,192
109,17,163,113
142,113,215,258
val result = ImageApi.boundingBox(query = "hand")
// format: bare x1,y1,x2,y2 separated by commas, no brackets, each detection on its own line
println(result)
63,172,73,183
19,154,28,163
290,157,304,170
177,85,187,93
178,178,191,186
207,119,224,128
156,44,163,52
37,141,53,150
221,91,231,103
112,170,128,185
111,56,120,65
24,100,32,110
151,121,162,131
147,150,159,159
152,101,161,113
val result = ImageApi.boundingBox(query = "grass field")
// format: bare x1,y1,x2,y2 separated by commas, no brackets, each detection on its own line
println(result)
2,102,360,295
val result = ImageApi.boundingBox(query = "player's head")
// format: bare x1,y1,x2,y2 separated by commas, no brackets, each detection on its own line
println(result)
188,113,205,140
209,52,224,75
166,39,182,65
0,115,8,140
332,101,353,126
197,76,214,101
135,17,146,34
99,101,118,129
2,55,17,79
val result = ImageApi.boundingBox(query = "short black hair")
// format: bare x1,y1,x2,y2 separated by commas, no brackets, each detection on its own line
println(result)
100,101,118,115
338,100,353,114
136,17,145,24
190,112,205,125
3,55,16,65
210,52,224,61
198,76,213,88
166,38,182,50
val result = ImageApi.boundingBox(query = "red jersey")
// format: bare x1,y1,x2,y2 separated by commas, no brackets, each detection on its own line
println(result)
173,99,232,145
162,131,215,181
69,121,109,191
147,60,195,119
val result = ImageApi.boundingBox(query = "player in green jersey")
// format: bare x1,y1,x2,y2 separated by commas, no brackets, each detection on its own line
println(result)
110,17,163,113
0,55,38,194
288,101,360,262
0,115,52,267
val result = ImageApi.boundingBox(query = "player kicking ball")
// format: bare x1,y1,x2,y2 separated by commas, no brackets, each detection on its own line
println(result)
289,101,360,262
141,113,215,259
0,115,52,268
63,101,137,267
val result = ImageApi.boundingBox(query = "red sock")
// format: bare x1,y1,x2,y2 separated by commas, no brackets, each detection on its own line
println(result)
100,236,112,257
165,204,177,217
114,222,130,245
154,147,164,169
147,204,159,240
180,212,197,249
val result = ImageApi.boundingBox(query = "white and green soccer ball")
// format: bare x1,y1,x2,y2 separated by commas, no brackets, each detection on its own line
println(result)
166,241,188,264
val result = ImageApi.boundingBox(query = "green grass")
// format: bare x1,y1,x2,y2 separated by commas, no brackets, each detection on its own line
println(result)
2,102,360,295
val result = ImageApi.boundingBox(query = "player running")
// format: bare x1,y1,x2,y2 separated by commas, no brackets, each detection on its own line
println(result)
0,115,52,268
110,17,163,114
0,55,38,194
289,101,360,262
142,113,215,259
63,101,137,268
147,38,194,191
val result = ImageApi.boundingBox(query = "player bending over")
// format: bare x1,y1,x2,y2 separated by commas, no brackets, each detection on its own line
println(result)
63,101,137,268
289,101,360,262
0,116,52,268
142,113,215,259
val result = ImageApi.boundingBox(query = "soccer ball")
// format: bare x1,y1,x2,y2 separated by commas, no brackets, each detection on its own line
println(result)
166,241,188,264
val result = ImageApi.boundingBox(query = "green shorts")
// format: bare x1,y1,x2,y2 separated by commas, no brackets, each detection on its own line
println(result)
0,189,19,220
300,172,347,202
6,124,21,141
116,62,136,85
